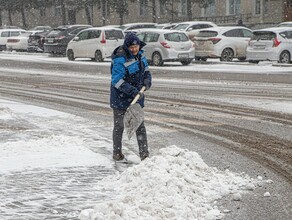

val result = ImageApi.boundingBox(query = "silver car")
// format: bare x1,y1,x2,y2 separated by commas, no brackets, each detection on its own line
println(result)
246,27,292,64
136,29,195,66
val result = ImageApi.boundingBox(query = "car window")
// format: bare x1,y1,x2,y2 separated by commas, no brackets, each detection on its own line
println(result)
136,33,145,41
143,33,159,42
1,31,9,37
251,31,276,40
47,29,62,37
77,31,89,41
164,32,188,42
285,31,292,39
279,31,292,39
172,24,189,30
197,31,218,37
10,31,22,37
242,29,252,38
224,29,243,37
105,30,124,40
88,30,101,39
70,28,85,35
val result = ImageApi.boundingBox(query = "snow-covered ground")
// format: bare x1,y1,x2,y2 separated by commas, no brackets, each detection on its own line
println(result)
0,52,290,219
0,99,274,220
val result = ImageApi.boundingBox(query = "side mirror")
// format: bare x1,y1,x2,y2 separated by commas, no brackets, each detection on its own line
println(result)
73,36,79,41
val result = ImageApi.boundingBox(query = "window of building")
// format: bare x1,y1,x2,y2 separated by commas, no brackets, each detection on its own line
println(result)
255,0,269,15
228,0,241,15
204,0,215,16
54,6,62,16
140,0,148,16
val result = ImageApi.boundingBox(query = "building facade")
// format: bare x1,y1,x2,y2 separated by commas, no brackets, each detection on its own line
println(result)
0,0,289,29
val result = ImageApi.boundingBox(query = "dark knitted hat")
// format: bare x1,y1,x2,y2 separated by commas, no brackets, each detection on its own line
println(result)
124,32,140,48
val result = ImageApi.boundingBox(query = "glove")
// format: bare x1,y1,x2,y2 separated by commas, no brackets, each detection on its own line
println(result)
143,78,151,90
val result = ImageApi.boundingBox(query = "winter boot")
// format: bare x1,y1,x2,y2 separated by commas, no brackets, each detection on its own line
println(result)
140,152,149,161
113,152,125,161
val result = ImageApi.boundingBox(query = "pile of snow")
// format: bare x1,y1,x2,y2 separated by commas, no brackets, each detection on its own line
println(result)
80,146,258,220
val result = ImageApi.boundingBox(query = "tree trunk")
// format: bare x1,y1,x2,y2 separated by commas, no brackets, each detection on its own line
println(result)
21,7,27,28
0,10,2,27
85,3,92,25
152,0,157,23
187,0,192,21
102,0,106,26
119,13,124,25
61,0,66,24
8,9,13,25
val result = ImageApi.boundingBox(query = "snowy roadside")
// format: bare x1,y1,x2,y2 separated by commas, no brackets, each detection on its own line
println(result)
0,98,274,220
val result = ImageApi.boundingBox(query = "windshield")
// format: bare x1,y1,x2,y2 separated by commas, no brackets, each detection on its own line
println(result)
251,31,276,40
172,24,189,30
164,32,188,42
197,31,218,37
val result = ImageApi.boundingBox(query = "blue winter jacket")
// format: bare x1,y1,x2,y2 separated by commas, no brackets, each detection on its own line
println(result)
110,43,152,110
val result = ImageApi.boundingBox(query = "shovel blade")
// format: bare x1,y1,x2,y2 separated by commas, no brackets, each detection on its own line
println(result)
124,103,144,140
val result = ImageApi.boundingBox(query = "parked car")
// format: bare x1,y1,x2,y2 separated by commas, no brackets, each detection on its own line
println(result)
246,27,292,64
120,23,157,33
44,24,92,55
29,26,52,32
172,21,217,40
155,23,177,29
66,27,124,62
193,26,252,62
135,29,195,66
6,30,44,51
0,28,26,50
27,31,50,52
277,22,292,27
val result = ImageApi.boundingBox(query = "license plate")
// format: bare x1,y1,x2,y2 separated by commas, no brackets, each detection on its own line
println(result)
178,53,189,58
48,38,54,43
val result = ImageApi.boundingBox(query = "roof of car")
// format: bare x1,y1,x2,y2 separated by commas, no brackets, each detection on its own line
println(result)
82,27,123,31
132,28,187,34
254,27,292,32
121,22,157,27
199,26,251,33
0,28,26,32
175,21,217,25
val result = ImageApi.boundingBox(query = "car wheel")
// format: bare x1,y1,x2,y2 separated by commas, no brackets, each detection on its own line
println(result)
279,50,291,63
181,59,193,65
95,50,104,62
152,52,163,66
67,50,75,61
220,48,234,62
248,60,259,64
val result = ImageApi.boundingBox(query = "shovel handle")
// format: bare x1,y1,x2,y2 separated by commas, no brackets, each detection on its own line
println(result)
131,86,146,105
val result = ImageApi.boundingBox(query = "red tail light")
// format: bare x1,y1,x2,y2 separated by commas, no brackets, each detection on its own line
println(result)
273,38,281,47
209,38,221,44
7,39,20,43
160,41,170,48
100,32,106,44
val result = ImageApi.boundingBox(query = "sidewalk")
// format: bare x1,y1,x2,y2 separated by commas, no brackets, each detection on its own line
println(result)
0,99,268,220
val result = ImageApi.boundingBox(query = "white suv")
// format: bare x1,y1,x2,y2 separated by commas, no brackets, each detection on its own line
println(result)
66,27,124,62
247,27,292,64
0,28,26,51
194,26,252,62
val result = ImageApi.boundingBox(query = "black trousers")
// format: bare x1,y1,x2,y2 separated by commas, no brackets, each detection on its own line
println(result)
113,108,148,157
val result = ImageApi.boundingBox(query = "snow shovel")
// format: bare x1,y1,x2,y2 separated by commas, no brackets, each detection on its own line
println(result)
124,86,146,140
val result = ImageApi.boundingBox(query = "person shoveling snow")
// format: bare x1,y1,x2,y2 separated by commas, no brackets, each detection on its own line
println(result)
110,32,152,161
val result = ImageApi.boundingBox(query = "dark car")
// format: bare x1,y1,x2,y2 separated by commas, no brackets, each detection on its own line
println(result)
44,24,92,55
27,31,50,52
